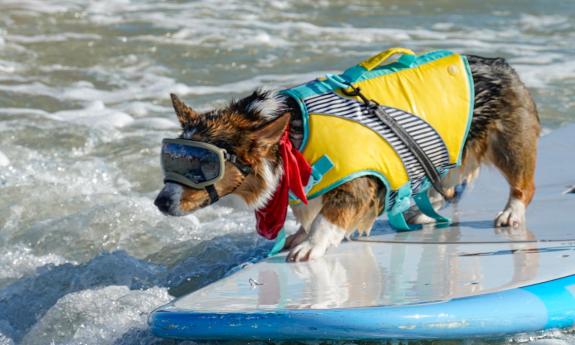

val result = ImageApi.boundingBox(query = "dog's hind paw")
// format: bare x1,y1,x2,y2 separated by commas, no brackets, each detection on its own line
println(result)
495,198,526,228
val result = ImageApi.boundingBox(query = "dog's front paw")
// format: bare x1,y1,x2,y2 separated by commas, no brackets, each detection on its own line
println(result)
287,239,328,262
286,216,346,262
283,227,308,251
495,199,526,228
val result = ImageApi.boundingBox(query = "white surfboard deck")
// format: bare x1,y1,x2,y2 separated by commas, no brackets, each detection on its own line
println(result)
172,238,575,312
150,124,575,340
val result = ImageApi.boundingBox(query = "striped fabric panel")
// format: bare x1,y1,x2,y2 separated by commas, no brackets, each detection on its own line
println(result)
304,92,452,208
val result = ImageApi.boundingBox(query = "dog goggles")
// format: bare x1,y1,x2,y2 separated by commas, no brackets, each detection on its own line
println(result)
161,138,251,190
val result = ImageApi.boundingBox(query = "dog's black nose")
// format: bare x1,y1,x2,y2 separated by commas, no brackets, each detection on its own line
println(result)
154,193,173,214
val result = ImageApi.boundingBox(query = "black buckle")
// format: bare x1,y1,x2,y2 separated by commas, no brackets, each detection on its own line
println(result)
341,82,379,109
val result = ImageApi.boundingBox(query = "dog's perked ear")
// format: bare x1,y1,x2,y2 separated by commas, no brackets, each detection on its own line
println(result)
252,112,290,153
170,93,198,126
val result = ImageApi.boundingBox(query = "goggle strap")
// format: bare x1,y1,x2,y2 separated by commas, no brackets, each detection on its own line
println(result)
224,152,252,176
206,185,220,204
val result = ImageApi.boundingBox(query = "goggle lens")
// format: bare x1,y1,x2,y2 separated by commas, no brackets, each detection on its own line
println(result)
161,141,222,187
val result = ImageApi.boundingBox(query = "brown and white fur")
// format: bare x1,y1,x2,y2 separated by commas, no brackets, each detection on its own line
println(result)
155,55,540,262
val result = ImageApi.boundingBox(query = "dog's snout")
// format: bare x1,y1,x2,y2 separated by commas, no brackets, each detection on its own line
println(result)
154,193,173,213
154,182,184,215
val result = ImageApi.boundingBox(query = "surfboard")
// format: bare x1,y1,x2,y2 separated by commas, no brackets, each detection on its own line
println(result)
149,124,575,340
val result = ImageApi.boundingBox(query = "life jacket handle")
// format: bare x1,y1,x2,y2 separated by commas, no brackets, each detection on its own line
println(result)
359,47,416,72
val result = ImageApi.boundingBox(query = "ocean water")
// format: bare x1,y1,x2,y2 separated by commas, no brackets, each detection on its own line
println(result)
0,0,574,344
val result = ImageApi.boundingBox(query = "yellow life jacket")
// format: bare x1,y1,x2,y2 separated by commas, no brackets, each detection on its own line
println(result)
281,48,474,230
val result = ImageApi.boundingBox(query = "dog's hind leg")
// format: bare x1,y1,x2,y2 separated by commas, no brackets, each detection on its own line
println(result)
287,176,383,261
477,80,540,227
489,110,540,227
465,56,540,227
408,56,540,228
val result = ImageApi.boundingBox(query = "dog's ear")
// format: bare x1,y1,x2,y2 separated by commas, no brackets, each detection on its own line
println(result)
252,113,290,152
170,93,198,126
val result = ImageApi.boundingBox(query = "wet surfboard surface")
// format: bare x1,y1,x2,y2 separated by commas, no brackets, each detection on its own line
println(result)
149,124,575,340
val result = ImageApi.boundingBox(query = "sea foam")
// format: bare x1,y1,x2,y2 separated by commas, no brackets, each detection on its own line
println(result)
21,286,170,345
0,152,9,167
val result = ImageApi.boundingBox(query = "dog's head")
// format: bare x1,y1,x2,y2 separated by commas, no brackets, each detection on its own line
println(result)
154,90,289,216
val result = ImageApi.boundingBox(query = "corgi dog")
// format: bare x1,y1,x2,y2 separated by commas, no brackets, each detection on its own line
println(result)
154,54,540,262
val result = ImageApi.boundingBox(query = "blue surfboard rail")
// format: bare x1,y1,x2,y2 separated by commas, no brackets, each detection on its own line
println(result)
149,274,575,340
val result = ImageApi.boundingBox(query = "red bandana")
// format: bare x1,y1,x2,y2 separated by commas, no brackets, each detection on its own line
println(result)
255,129,311,240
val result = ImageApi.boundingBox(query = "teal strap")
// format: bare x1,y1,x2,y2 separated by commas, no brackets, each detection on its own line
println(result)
388,183,412,217
283,78,336,100
323,74,349,89
307,155,334,192
387,190,451,231
413,191,451,224
397,53,416,68
388,212,421,231
387,184,420,231
268,228,286,257
341,65,367,83
290,155,334,201
341,54,416,84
